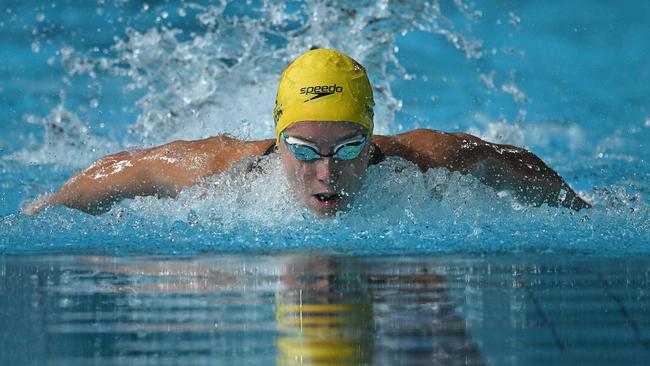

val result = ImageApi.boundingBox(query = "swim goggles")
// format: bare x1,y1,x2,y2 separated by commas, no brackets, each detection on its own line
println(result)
281,132,368,161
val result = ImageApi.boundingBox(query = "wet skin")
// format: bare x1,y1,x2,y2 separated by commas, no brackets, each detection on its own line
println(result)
27,124,591,215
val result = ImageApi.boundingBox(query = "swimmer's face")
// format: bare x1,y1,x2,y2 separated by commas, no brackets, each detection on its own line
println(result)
278,122,371,218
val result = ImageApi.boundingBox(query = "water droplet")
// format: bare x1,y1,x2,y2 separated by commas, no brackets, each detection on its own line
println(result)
507,11,520,26
58,298,71,307
558,188,567,202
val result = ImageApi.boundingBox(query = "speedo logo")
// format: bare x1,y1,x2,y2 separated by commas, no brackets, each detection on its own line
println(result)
300,84,343,102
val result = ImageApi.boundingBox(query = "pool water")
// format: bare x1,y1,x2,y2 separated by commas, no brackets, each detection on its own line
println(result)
2,254,649,365
1,0,650,364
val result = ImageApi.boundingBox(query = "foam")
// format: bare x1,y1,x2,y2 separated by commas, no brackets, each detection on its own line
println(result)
5,153,649,255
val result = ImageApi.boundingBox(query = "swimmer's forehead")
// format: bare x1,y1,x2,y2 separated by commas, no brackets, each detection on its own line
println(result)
283,121,367,144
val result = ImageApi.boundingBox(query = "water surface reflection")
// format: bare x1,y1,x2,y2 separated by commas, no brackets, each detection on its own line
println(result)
1,254,483,365
3,254,649,365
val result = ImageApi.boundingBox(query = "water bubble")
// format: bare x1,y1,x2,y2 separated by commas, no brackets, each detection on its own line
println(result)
58,297,73,307
188,210,199,226
177,8,187,17
479,71,495,89
507,11,520,26
644,117,650,127
35,13,45,22
501,82,527,103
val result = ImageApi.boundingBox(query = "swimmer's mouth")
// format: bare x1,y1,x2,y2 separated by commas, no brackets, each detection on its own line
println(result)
313,193,341,206
315,193,339,202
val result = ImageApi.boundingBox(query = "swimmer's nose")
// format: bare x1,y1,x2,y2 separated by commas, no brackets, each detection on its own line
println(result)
315,158,336,184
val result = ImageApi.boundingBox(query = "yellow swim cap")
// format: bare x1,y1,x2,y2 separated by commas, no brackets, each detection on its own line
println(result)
274,49,374,142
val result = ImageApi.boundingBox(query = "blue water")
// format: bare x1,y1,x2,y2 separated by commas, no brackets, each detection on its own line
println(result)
2,254,650,365
1,1,650,364
1,0,649,255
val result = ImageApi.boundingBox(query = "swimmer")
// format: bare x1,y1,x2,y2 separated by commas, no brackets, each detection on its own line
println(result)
26,48,590,216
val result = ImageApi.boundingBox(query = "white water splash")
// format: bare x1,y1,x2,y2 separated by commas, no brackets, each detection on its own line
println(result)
8,0,523,171
7,153,648,254
5,105,119,168
469,113,587,154
53,1,491,146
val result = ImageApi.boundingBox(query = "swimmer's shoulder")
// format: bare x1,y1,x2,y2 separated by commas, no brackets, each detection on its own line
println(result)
142,135,275,178
372,128,475,170
188,135,275,171
183,135,274,156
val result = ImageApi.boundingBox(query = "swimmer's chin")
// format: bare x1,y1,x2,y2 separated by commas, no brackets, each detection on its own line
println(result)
309,208,338,219
303,195,353,219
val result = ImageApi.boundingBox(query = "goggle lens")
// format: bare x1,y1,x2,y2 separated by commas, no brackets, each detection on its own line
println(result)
282,132,367,161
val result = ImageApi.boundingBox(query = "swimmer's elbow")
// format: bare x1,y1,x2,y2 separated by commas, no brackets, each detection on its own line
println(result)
46,152,144,213
48,139,220,214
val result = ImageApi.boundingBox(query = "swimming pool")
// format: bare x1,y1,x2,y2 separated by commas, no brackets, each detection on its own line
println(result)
1,0,649,364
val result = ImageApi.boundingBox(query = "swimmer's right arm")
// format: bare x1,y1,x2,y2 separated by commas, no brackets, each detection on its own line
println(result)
45,149,179,214
25,136,275,215
28,144,202,215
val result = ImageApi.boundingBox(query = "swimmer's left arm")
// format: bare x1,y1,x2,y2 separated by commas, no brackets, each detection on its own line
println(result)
454,133,591,210
374,129,591,210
